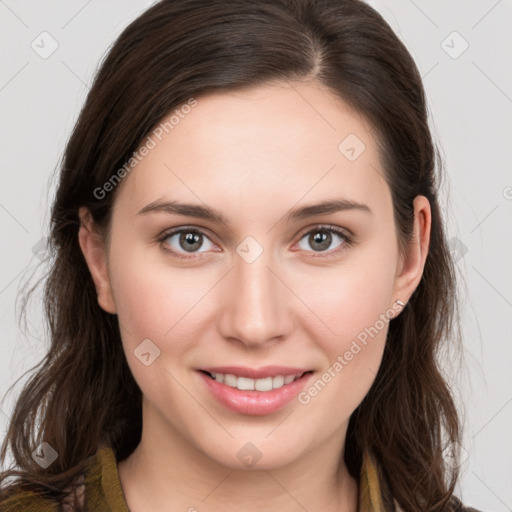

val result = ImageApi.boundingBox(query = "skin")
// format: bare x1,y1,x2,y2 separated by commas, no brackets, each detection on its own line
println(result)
78,80,431,512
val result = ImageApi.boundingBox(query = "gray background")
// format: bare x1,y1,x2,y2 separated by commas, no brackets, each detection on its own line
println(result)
1,1,511,511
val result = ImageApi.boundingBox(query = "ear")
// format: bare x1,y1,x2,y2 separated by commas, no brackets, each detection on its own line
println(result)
392,195,431,306
78,207,117,314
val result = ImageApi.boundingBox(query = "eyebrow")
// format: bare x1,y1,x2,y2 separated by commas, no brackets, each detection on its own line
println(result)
137,198,372,225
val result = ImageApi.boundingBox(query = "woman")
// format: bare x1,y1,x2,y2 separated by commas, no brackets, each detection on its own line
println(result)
0,0,482,510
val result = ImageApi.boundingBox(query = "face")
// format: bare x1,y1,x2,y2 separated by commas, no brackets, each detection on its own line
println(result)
80,80,429,471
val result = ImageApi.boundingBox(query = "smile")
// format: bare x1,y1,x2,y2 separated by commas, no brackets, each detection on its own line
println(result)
197,367,314,415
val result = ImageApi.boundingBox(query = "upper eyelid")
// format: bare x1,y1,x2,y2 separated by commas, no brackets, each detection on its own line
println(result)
297,223,351,238
159,225,218,244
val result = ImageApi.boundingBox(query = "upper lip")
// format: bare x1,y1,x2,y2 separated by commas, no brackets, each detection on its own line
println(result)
199,366,312,379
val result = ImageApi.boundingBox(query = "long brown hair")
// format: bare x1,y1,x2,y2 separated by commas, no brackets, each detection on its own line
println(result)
1,0,463,510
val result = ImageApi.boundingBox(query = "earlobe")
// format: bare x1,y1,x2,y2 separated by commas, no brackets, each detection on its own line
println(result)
392,195,431,306
77,207,117,314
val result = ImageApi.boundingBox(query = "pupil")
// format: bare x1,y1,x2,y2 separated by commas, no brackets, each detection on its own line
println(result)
180,231,202,252
310,231,331,251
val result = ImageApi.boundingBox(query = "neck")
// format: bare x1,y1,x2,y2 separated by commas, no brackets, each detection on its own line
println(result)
118,404,359,512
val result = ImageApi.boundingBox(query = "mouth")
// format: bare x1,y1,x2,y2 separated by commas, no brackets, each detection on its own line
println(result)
196,367,315,416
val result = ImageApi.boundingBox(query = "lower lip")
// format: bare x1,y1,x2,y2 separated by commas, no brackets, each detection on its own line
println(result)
197,371,314,416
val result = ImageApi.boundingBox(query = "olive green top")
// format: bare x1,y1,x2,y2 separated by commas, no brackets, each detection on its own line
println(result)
0,444,128,512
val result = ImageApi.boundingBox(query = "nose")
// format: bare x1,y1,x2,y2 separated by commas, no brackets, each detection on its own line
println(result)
218,248,293,348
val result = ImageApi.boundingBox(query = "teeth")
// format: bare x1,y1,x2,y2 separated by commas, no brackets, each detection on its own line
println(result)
237,377,255,390
255,377,273,391
209,372,304,391
224,374,236,387
272,375,284,388
284,375,295,385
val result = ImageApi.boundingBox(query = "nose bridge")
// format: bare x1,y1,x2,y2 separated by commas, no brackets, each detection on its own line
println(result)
220,240,289,346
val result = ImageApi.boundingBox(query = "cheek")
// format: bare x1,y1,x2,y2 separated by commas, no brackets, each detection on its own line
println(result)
108,246,222,359
297,256,397,346
297,285,391,423
293,249,397,410
108,252,215,404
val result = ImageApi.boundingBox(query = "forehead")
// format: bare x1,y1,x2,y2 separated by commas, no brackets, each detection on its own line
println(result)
114,81,391,224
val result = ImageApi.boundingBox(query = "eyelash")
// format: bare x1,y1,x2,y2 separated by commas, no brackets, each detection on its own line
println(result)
156,224,354,261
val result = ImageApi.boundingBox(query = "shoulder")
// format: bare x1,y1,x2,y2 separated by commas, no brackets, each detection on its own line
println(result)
0,478,85,512
0,444,124,512
0,488,59,511
393,496,485,512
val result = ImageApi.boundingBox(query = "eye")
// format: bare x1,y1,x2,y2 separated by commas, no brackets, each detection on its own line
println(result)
158,227,216,259
157,224,353,261
296,225,352,257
